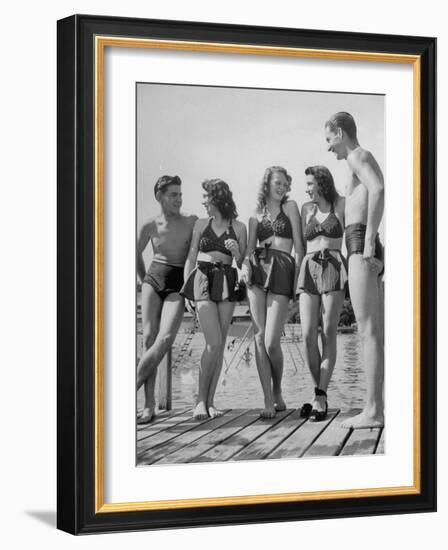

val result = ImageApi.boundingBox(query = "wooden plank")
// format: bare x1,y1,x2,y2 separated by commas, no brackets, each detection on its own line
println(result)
232,410,307,461
155,410,255,464
157,348,172,410
375,429,385,454
340,428,382,456
137,410,230,460
138,410,240,465
137,409,193,442
195,410,293,462
268,409,340,459
137,408,189,432
302,410,354,457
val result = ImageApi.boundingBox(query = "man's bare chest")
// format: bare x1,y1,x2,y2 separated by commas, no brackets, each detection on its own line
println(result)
152,222,190,250
346,174,367,202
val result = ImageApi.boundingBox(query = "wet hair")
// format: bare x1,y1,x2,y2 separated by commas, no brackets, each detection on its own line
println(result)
202,178,238,220
256,166,292,213
305,165,339,205
153,175,181,197
325,112,357,141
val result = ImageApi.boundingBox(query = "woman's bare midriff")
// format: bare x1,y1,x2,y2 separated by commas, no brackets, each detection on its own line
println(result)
305,235,343,254
258,236,292,254
196,251,234,265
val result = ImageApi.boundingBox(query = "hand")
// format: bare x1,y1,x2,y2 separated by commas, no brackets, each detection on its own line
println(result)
362,241,375,260
240,262,252,287
293,267,300,299
224,238,239,258
363,242,381,273
185,299,196,315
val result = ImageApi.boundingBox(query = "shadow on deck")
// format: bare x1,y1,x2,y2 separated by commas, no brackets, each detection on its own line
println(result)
137,408,384,465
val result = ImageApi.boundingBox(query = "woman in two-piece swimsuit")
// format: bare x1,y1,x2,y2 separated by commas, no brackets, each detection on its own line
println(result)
297,166,347,421
181,179,247,419
241,166,304,418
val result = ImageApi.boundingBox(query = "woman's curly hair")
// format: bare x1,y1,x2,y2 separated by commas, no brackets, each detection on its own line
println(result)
305,165,339,205
256,166,292,213
202,179,238,220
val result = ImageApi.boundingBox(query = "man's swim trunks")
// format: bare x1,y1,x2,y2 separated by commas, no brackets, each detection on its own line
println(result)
143,261,184,300
345,223,384,276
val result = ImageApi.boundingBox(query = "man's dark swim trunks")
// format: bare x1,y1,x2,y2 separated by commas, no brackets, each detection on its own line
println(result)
143,261,184,300
345,223,384,276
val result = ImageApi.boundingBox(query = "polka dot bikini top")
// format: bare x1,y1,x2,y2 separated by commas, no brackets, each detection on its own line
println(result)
256,204,293,242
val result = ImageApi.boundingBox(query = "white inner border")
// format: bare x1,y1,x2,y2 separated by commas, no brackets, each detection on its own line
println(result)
104,46,414,503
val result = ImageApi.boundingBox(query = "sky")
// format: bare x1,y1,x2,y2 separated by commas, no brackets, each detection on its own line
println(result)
137,83,384,263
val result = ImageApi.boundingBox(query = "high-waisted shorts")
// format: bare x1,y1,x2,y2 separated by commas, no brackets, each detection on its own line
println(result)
345,223,384,276
297,249,348,295
180,261,240,302
250,246,296,298
143,261,184,300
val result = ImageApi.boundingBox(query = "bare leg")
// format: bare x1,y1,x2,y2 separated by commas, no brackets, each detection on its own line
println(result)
247,285,275,418
299,292,322,387
194,301,223,419
378,275,385,410
378,276,385,350
137,284,161,424
265,293,290,411
136,293,185,422
316,290,345,413
342,256,384,428
207,300,236,417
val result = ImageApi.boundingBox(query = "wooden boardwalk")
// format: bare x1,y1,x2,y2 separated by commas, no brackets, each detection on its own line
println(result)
137,408,384,465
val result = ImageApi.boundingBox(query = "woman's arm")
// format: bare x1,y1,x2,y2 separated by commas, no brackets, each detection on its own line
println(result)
234,221,247,268
240,214,258,286
285,201,304,296
300,203,309,247
224,220,246,267
285,201,305,267
245,214,258,260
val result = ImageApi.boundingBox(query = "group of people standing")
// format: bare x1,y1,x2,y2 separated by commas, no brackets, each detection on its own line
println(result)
136,111,385,430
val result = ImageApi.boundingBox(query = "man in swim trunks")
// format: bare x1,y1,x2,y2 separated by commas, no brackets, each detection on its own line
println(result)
136,175,197,423
325,112,384,429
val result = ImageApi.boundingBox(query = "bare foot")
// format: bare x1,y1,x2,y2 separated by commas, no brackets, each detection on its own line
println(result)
208,406,223,418
260,402,276,419
193,401,209,420
137,407,155,424
274,393,287,411
341,410,384,429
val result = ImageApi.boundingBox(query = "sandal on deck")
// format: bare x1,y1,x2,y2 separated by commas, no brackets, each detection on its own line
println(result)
309,387,328,422
299,402,313,418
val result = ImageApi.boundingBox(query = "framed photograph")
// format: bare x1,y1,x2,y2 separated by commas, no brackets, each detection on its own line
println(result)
57,14,436,534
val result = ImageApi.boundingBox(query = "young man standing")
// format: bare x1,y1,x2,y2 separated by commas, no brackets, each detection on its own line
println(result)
325,112,384,428
136,175,197,423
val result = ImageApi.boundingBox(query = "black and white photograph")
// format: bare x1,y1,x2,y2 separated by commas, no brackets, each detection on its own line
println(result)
136,83,385,466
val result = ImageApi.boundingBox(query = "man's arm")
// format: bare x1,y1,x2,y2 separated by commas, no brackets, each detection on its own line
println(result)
136,222,153,282
183,218,203,282
350,150,384,257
